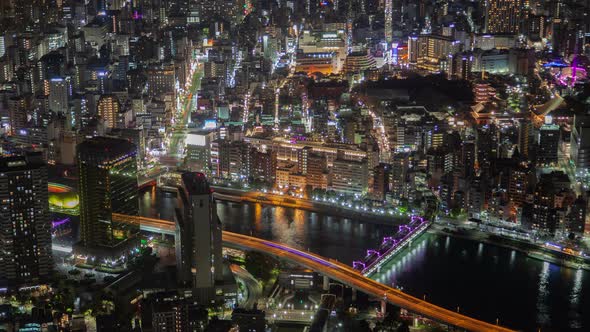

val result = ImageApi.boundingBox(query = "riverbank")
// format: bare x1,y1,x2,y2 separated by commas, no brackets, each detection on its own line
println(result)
212,186,407,226
429,224,590,271
212,186,590,271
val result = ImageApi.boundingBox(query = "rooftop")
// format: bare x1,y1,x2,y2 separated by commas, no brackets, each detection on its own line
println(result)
181,172,212,196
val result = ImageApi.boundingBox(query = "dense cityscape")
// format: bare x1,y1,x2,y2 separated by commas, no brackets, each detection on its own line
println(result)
0,0,589,331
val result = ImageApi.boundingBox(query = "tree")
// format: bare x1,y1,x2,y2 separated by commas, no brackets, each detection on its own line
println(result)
244,251,277,281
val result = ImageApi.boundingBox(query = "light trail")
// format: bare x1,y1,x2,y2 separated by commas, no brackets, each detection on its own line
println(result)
112,213,515,332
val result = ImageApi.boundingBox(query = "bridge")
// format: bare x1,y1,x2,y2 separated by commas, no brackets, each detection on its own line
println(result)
354,216,430,276
111,214,514,332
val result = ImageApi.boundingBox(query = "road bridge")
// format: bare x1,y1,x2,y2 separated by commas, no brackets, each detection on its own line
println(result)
111,214,514,332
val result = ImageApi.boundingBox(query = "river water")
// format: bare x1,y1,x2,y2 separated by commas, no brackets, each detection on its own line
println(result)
140,189,590,331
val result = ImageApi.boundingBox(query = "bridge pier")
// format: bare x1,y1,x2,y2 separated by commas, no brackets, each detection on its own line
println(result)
352,288,357,301
323,275,329,291
381,300,386,315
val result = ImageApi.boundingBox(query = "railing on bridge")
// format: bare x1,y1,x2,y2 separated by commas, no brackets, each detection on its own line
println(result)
353,216,430,276
110,213,513,331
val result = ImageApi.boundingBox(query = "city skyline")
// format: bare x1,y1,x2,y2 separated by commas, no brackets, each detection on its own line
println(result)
0,0,588,331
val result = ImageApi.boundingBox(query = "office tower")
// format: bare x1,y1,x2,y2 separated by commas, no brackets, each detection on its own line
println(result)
97,95,121,129
305,152,328,190
0,35,6,58
385,0,393,44
408,36,418,64
146,292,208,332
252,148,277,185
147,66,176,98
485,0,525,34
175,172,223,300
372,163,390,201
390,152,413,199
517,118,532,158
76,137,139,258
538,124,560,165
8,95,29,135
49,77,69,114
476,125,498,174
508,163,530,206
566,196,586,236
570,114,590,175
0,152,53,289
331,157,369,195
529,179,558,234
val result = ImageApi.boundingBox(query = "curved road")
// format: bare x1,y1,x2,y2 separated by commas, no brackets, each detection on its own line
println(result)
230,264,263,310
223,231,514,332
112,214,514,332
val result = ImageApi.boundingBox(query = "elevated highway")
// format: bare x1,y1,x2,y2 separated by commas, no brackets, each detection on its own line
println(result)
111,214,514,332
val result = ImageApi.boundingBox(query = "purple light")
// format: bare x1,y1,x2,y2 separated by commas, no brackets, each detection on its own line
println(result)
367,249,381,257
545,242,562,250
358,217,430,273
263,241,336,268
353,261,366,269
52,217,71,228
543,61,568,68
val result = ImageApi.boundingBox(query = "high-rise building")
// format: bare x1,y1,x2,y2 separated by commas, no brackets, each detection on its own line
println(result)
0,152,53,289
570,114,590,176
385,0,393,44
49,77,69,113
76,137,139,258
331,158,369,195
485,0,525,34
508,163,531,206
0,34,7,58
566,196,586,236
8,95,29,135
145,292,209,332
538,124,560,165
97,95,121,129
517,118,532,158
175,172,223,301
412,34,461,72
305,152,328,190
408,36,419,64
147,66,176,98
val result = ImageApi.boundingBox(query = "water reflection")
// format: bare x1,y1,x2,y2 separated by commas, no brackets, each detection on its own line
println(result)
569,269,583,328
477,242,483,260
140,189,590,331
509,250,516,268
536,262,551,325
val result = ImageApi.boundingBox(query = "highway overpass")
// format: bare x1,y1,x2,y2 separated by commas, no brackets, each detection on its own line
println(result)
112,214,514,332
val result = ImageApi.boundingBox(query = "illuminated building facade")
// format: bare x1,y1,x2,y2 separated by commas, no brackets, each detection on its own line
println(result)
296,52,338,75
76,137,139,259
0,152,52,290
331,157,369,195
48,77,69,114
485,0,525,34
97,95,121,129
411,34,461,72
147,65,176,98
8,95,29,135
344,50,377,75
385,0,393,44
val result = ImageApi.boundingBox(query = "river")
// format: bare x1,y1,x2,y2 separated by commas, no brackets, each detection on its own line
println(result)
140,189,590,331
